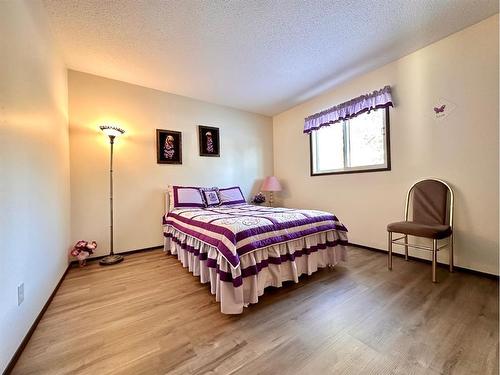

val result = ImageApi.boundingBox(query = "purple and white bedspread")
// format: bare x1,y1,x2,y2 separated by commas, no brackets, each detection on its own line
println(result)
163,204,348,314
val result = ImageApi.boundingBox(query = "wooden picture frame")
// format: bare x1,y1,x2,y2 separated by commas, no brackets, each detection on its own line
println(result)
198,125,220,157
156,129,182,164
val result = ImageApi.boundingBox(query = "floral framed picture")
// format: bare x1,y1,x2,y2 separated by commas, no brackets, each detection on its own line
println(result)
198,125,220,157
156,129,182,164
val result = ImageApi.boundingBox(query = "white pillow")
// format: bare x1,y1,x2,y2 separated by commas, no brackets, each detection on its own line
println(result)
171,186,204,208
218,186,246,206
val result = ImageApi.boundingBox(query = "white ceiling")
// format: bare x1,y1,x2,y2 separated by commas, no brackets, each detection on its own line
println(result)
43,0,498,116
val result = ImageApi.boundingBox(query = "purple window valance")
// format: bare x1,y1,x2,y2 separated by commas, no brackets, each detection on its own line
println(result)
303,85,393,134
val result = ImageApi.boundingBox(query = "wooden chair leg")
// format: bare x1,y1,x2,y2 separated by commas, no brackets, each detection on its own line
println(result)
388,231,393,270
432,239,438,283
404,235,408,261
449,234,454,273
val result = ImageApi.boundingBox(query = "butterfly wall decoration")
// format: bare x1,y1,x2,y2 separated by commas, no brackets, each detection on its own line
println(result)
431,98,456,121
434,104,446,114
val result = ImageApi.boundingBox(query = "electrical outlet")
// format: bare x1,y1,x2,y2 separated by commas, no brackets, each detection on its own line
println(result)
18,283,24,306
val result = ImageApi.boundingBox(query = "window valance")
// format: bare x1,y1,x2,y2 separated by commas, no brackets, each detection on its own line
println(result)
303,85,393,134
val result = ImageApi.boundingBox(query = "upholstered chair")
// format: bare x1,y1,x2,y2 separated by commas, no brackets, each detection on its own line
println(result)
387,178,454,282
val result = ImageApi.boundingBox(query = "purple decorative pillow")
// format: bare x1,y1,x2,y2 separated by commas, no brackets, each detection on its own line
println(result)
172,186,205,208
218,186,246,206
199,187,220,207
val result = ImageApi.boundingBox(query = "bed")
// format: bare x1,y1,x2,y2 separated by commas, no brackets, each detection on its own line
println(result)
162,190,348,314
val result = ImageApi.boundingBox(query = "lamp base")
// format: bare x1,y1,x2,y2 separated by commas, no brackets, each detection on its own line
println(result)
99,254,124,266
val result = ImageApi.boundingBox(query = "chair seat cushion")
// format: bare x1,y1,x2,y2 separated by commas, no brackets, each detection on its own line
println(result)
387,221,452,239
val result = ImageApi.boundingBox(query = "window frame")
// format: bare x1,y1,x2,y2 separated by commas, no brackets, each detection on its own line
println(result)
309,107,391,176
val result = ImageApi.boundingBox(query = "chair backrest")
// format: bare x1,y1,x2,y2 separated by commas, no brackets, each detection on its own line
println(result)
405,178,454,227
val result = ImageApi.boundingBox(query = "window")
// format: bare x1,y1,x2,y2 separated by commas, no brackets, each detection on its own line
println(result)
310,108,390,175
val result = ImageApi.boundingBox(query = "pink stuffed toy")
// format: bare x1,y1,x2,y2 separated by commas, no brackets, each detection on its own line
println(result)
70,240,97,267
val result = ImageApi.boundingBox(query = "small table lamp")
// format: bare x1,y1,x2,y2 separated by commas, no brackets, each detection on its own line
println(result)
261,176,282,207
100,125,125,266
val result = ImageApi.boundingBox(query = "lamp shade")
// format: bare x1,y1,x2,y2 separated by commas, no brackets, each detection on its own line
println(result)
261,176,282,192
100,125,125,138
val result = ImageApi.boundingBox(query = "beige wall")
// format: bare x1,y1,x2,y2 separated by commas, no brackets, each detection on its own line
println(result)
273,15,499,275
68,71,273,257
0,1,70,372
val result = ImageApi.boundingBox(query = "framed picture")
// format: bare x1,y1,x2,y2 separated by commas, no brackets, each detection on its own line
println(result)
156,129,182,164
198,125,220,157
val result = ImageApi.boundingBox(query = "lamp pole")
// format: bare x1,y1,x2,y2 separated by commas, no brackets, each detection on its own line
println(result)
109,135,115,256
99,126,125,266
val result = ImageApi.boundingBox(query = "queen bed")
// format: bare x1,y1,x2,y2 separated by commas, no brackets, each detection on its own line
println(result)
162,186,348,314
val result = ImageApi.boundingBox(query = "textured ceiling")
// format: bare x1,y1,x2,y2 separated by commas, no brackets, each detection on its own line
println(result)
43,0,498,116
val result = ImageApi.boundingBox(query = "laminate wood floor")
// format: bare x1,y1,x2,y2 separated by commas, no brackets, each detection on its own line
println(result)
12,247,498,375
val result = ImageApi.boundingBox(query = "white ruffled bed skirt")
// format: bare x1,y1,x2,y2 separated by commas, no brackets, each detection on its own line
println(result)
163,227,347,314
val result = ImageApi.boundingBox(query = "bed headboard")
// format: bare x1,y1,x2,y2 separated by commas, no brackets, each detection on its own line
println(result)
164,190,170,214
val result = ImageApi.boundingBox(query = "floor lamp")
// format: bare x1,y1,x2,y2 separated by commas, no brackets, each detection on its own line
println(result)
99,125,125,266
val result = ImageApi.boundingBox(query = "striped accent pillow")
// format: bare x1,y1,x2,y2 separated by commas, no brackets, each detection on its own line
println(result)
199,187,220,207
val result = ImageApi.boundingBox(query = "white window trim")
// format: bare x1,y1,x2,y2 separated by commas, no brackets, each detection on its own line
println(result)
310,108,391,176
